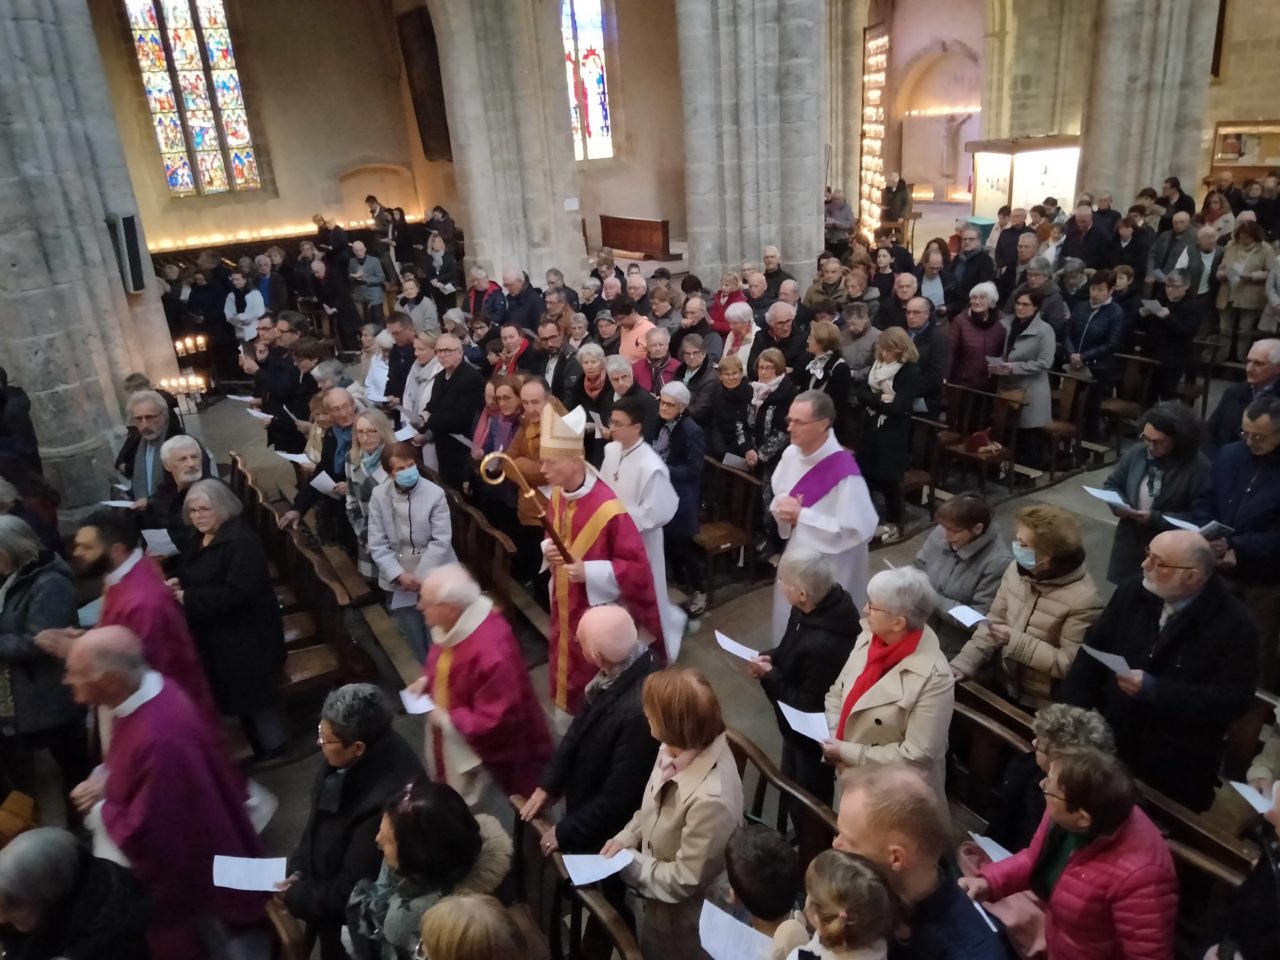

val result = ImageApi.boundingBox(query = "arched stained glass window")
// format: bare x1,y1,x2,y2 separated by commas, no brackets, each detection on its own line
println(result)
126,0,261,196
561,0,613,161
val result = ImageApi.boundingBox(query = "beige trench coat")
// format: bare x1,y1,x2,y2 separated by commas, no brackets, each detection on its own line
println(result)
823,623,955,800
613,733,744,960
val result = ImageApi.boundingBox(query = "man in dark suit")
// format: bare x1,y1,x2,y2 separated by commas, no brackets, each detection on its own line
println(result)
425,334,485,491
946,226,996,317
1204,338,1280,454
1158,177,1197,232
536,320,583,405
1060,204,1110,271
1185,225,1224,326
502,268,545,333
518,604,659,853
280,387,359,551
905,297,950,418
993,207,1035,273
1061,530,1258,812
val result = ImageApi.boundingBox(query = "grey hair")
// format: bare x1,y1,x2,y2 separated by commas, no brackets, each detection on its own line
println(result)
313,359,346,386
159,434,200,465
577,342,605,364
866,567,939,631
681,333,705,352
0,515,41,571
645,327,670,345
1026,256,1053,276
582,277,602,292
725,301,754,325
469,265,489,279
794,389,836,427
777,548,834,600
1033,704,1115,754
968,281,999,307
1164,269,1190,286
0,477,17,510
375,329,395,351
1059,257,1086,276
126,389,168,421
1254,338,1280,364
442,307,467,329
605,355,633,377
423,562,482,608
1185,538,1216,577
182,479,243,527
0,828,81,916
321,683,393,745
765,300,797,324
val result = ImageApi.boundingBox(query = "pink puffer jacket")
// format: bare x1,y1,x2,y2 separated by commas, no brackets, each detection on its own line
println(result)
980,807,1178,960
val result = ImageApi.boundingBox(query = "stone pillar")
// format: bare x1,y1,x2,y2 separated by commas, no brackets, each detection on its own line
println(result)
677,0,825,282
1077,0,1218,203
0,0,171,508
425,0,586,279
825,0,868,201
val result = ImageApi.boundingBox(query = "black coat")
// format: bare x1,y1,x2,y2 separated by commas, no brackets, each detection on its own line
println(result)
1204,381,1276,456
177,514,286,715
747,325,808,375
1061,574,1258,812
994,225,1036,272
763,266,795,299
504,284,545,333
659,414,704,536
1105,233,1149,283
256,355,315,453
619,384,660,443
293,426,349,515
285,730,424,925
875,295,909,331
708,381,752,458
761,585,859,757
426,362,485,490
946,250,997,316
541,350,583,405
316,267,360,336
854,362,923,481
568,378,615,467
0,848,151,960
144,457,215,555
748,377,798,465
0,386,39,470
1059,224,1110,271
540,651,661,853
909,324,949,417
0,551,80,735
676,362,716,427
1214,837,1280,960
793,353,854,446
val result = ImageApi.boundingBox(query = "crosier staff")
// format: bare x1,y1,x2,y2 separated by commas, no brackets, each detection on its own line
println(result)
478,451,576,563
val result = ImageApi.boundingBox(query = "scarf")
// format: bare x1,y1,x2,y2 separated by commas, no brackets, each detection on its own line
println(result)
728,329,749,356
332,424,353,475
647,356,671,396
430,250,444,270
837,629,924,739
654,416,678,458
968,308,999,330
495,338,529,376
806,352,833,384
1005,314,1034,357
908,320,931,342
361,445,384,477
400,292,425,307
486,411,520,452
232,287,248,313
750,374,784,410
866,359,901,396
657,744,699,782
582,369,607,400
584,645,647,704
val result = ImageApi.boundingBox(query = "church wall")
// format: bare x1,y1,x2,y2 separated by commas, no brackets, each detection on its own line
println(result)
87,0,446,250
1200,1,1280,189
575,0,687,251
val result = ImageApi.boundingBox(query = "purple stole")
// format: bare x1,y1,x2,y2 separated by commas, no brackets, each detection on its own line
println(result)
789,449,860,504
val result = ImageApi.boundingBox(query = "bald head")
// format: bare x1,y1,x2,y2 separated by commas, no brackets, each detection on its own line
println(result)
1142,530,1214,602
65,626,147,707
1171,211,1191,233
576,604,642,667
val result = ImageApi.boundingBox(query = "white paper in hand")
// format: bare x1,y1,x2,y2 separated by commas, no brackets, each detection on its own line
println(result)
1083,486,1127,508
714,630,759,660
99,500,136,508
1140,300,1163,313
394,425,417,442
1082,645,1130,674
399,689,435,715
1163,516,1199,532
721,452,749,470
968,831,1013,863
246,408,274,421
225,394,256,403
699,900,772,960
778,703,830,743
1229,781,1276,815
141,528,179,557
309,472,340,498
276,452,312,465
562,850,635,886
448,433,477,451
212,855,287,892
949,605,987,628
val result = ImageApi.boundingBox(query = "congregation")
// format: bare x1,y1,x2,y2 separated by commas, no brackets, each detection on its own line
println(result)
2,173,1280,960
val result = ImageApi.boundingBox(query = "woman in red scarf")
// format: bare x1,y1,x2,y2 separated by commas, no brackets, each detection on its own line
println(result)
567,343,613,467
494,321,543,377
820,567,955,799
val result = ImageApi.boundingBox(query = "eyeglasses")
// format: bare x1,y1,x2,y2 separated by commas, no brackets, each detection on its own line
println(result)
316,725,345,747
1241,430,1275,442
1143,548,1196,571
1040,781,1067,802
788,418,823,427
434,346,461,354
864,602,889,614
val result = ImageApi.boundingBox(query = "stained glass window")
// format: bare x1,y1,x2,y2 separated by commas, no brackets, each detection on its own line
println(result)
126,0,260,196
561,0,613,161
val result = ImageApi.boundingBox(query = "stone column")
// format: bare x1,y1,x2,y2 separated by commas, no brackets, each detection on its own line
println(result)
677,0,824,282
1077,0,1219,203
0,0,171,508
425,0,586,279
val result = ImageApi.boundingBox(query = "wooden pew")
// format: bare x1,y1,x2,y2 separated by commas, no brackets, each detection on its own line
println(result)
695,457,763,607
599,214,672,261
1099,353,1159,450
904,416,944,517
1043,371,1090,480
938,383,1025,492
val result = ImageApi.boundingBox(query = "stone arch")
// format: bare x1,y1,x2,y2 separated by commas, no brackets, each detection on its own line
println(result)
893,42,982,122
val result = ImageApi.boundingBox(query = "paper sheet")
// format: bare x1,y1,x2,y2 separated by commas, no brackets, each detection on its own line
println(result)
225,394,256,403
212,855,287,892
968,831,1013,863
1083,486,1127,508
309,472,340,498
1082,645,1130,674
714,630,759,661
394,425,418,442
78,597,103,628
99,500,136,508
389,587,418,610
562,850,635,886
1163,516,1199,532
448,433,477,451
721,453,749,470
1140,300,1163,313
246,408,274,422
366,393,387,404
141,528,179,557
399,689,435,715
1198,521,1234,541
949,605,987,628
1229,780,1276,815
588,410,604,433
282,405,300,422
112,482,132,494
973,901,998,933
778,703,830,743
699,900,772,960
276,452,312,465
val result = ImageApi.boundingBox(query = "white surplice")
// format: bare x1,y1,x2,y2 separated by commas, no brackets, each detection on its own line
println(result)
599,439,687,660
768,433,879,641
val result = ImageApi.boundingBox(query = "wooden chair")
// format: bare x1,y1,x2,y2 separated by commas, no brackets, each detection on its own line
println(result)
1099,353,1159,450
903,416,943,517
694,458,763,607
1042,371,1090,481
725,728,838,878
939,384,1024,492
1178,338,1218,418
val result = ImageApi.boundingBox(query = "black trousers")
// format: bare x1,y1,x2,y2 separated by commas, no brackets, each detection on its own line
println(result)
781,740,835,813
867,478,904,526
665,533,704,591
0,719,92,822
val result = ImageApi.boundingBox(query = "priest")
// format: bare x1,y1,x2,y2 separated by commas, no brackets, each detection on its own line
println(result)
539,404,663,723
598,395,687,660
65,627,268,960
408,563,553,826
768,390,879,641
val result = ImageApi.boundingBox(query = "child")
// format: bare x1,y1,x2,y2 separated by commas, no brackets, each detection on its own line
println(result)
724,825,808,960
788,850,896,960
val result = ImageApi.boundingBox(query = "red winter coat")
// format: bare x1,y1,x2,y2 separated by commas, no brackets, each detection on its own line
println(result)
632,356,680,395
980,807,1177,960
708,289,746,335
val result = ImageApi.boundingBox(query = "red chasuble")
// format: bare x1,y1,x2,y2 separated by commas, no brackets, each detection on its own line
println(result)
548,475,663,714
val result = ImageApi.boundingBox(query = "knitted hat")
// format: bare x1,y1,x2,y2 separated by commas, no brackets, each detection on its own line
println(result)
660,381,691,408
539,405,586,460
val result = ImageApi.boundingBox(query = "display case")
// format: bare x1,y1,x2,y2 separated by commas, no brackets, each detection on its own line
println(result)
1207,120,1280,186
965,135,1081,217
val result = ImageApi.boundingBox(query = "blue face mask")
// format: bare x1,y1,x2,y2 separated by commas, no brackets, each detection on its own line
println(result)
1011,541,1038,570
394,466,420,490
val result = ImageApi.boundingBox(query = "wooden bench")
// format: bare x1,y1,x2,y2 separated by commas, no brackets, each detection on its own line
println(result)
1043,371,1090,480
1099,353,1159,450
904,416,943,517
938,383,1025,492
695,457,763,607
599,214,672,261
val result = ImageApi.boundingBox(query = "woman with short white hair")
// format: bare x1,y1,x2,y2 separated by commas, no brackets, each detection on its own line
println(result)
821,566,955,798
606,354,659,442
948,280,1008,391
